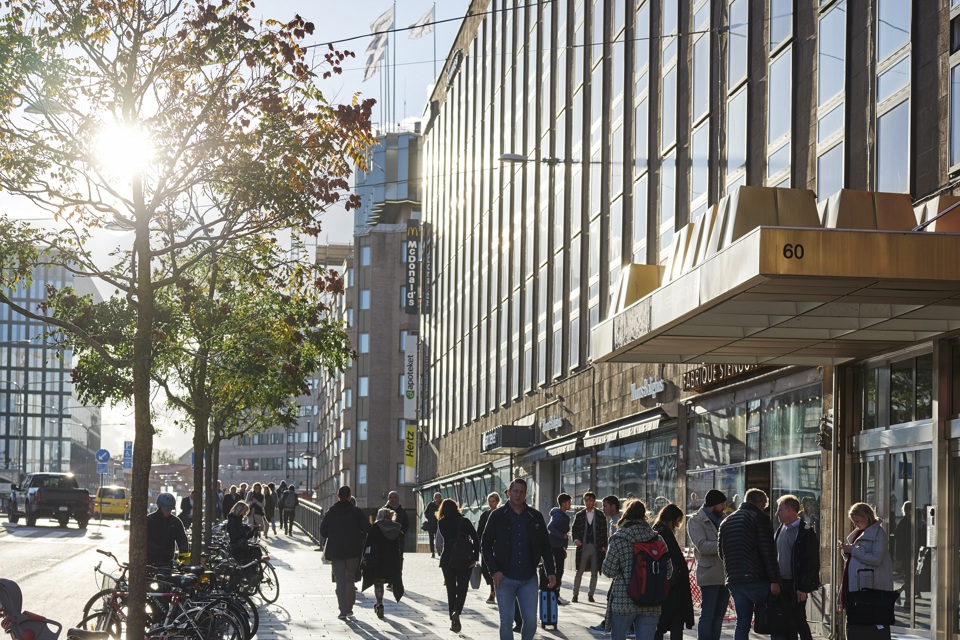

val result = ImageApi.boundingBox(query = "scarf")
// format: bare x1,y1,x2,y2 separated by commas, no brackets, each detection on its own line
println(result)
701,506,722,529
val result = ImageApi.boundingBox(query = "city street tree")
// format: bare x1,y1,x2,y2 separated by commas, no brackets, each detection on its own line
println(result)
0,0,373,635
50,240,353,553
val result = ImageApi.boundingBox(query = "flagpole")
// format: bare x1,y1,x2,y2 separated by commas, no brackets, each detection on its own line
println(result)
392,0,397,127
432,2,437,81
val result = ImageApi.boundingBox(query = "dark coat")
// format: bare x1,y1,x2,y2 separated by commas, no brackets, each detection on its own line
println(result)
319,499,371,559
571,508,609,566
775,519,821,594
222,493,239,516
179,496,193,516
361,520,405,600
146,510,189,566
547,507,571,549
385,502,410,536
481,504,556,579
718,502,781,585
655,523,695,632
438,513,480,569
424,501,440,533
227,513,256,547
264,492,276,520
477,509,494,584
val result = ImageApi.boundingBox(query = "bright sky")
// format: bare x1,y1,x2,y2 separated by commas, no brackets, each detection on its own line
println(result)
99,0,469,457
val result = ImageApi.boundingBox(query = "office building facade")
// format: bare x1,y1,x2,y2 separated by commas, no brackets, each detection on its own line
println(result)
419,2,960,638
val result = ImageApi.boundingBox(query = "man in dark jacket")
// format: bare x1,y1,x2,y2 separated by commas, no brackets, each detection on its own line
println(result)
146,493,189,568
319,486,371,620
718,488,782,640
547,493,572,604
424,492,442,558
773,495,820,640
481,478,556,640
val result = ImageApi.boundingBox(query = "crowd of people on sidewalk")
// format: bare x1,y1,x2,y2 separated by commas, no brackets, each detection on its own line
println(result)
311,481,897,640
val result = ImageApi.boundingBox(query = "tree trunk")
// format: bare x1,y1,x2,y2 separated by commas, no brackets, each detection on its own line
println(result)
190,424,206,561
126,176,155,640
204,431,221,548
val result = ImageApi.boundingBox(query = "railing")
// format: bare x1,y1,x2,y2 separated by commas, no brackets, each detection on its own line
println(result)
294,499,324,548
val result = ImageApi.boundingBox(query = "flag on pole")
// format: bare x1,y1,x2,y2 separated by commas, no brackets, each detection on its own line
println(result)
370,6,395,34
408,6,435,40
363,7,394,82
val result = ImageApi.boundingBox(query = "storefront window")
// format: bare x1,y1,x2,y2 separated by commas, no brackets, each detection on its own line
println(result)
689,404,747,469
686,467,744,518
772,455,822,533
561,454,591,498
856,366,879,430
759,385,821,458
594,433,678,513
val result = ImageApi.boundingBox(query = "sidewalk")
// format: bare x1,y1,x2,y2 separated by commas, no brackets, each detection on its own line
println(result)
257,532,787,640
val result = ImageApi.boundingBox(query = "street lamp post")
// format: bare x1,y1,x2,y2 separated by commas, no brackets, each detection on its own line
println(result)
301,450,314,501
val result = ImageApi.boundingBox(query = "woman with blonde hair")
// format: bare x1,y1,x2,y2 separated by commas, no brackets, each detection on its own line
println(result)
838,502,893,612
602,499,672,640
360,507,405,618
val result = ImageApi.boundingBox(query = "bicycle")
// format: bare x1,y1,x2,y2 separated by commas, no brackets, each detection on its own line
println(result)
1,577,109,640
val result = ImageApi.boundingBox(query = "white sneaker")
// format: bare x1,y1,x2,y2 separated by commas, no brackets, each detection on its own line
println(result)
557,597,569,606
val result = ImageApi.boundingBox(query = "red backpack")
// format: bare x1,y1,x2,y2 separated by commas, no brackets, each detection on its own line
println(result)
626,538,670,606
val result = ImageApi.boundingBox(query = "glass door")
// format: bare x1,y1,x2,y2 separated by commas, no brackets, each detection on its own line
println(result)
859,448,933,632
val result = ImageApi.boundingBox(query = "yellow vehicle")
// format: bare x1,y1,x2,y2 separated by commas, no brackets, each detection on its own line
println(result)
94,486,130,518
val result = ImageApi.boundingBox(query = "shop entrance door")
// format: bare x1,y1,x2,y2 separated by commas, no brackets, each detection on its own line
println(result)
858,448,933,632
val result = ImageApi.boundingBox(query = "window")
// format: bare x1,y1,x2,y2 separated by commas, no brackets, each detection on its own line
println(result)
691,123,709,209
346,308,354,327
346,268,353,287
769,0,792,51
359,289,370,310
357,464,367,485
358,420,368,441
342,429,352,449
727,88,747,182
767,48,792,183
818,3,846,106
400,286,407,308
817,143,844,202
877,101,910,193
398,373,405,396
659,151,676,261
399,329,409,351
952,64,960,166
358,333,369,353
398,419,407,441
728,0,748,87
360,245,371,266
345,388,353,408
633,175,648,261
661,68,677,151
358,376,368,397
397,463,406,486
877,0,910,61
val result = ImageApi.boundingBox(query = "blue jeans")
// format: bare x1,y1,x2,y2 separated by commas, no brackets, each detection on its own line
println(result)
728,581,771,640
611,611,659,640
496,576,538,640
697,584,729,640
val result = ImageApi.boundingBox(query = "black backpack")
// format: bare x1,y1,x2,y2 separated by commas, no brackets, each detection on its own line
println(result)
282,492,299,509
626,538,670,605
447,518,475,570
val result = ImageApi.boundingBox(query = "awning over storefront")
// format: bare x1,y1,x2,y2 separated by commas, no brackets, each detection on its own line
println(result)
593,188,960,366
480,424,537,454
582,413,663,449
522,436,580,463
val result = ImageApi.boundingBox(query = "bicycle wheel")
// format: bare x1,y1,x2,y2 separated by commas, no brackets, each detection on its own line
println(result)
257,562,279,604
228,592,259,638
75,610,122,639
81,588,120,620
197,597,253,640
191,609,245,640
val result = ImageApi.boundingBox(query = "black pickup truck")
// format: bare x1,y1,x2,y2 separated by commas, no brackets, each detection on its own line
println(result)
7,472,91,528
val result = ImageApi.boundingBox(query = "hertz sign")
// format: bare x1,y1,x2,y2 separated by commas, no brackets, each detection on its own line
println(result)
405,221,420,314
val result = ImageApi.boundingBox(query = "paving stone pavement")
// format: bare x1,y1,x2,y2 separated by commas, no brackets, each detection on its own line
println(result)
252,529,812,640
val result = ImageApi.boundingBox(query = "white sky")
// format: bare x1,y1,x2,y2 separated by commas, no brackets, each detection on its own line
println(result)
96,0,469,456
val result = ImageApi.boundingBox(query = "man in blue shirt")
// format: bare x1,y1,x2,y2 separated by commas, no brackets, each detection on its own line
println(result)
481,478,556,640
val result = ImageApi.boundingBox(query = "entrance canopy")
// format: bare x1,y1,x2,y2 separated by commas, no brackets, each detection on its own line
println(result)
593,188,960,366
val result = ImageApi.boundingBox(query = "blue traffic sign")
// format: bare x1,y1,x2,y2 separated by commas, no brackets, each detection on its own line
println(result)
95,449,111,463
123,441,132,470
97,462,108,475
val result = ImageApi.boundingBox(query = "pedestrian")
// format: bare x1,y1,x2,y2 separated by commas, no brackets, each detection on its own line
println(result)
438,498,480,632
262,484,275,539
238,482,248,500
146,493,189,569
319,486,371,620
477,491,502,604
384,490,410,552
227,501,262,564
600,498,672,640
838,502,893,613
480,477,556,640
718,488,781,640
772,494,820,640
547,493,572,605
179,490,194,529
215,480,224,520
361,507,405,619
653,504,694,640
603,494,622,532
280,485,299,535
571,490,607,603
893,501,915,603
688,489,729,640
222,485,239,518
424,491,442,558
267,482,279,536
587,494,623,632
246,482,266,538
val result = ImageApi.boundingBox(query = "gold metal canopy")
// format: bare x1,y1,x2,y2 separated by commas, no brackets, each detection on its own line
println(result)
593,188,960,366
